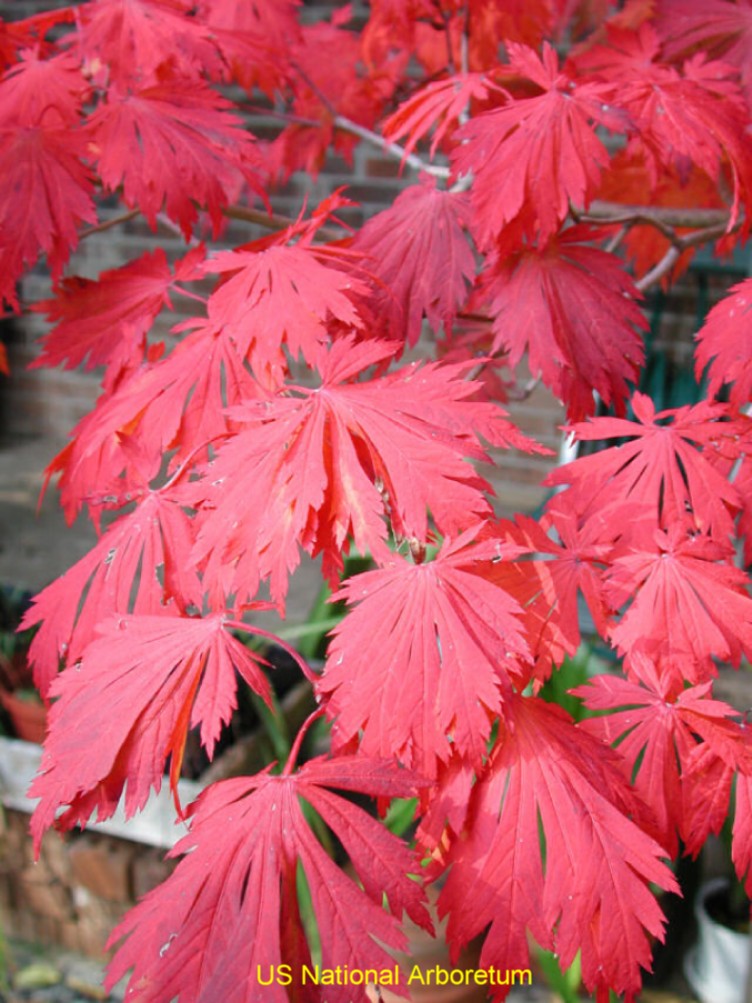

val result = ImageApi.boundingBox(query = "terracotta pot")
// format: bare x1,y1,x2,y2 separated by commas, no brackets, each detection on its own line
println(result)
0,687,47,743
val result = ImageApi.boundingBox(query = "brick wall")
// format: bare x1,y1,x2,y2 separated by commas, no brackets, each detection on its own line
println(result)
0,0,570,514
0,809,176,958
1,4,745,514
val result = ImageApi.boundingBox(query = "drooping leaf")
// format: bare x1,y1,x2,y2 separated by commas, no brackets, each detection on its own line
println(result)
46,319,259,521
546,392,749,538
192,338,544,608
604,526,752,680
319,527,530,777
87,78,263,237
0,49,87,127
204,241,370,385
196,0,300,95
483,506,613,685
695,277,752,409
732,770,752,895
0,124,96,309
352,175,476,346
21,488,202,696
451,42,627,246
30,612,273,841
74,0,221,87
106,757,431,1003
576,25,752,226
478,226,647,420
32,246,205,385
575,656,752,857
382,73,502,158
656,0,752,105
438,694,677,1002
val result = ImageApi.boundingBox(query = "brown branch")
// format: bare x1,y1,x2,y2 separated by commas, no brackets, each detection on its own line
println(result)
579,201,734,230
222,205,344,242
79,208,140,240
635,246,682,292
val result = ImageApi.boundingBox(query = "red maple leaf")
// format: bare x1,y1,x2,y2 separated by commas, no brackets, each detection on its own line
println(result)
29,612,277,842
49,318,260,517
352,175,476,346
382,73,502,158
21,488,202,696
195,0,299,96
695,277,752,409
477,226,647,420
0,49,87,127
575,25,752,227
451,42,627,246
74,0,221,87
105,757,431,1003
192,338,543,608
319,527,530,777
656,0,752,104
546,391,749,538
204,240,370,385
733,771,752,895
437,694,677,1002
484,505,613,685
0,124,96,310
32,246,204,386
575,656,752,857
604,526,752,680
86,79,263,237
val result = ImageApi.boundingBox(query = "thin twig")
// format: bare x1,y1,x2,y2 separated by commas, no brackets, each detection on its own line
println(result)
635,245,682,291
333,111,451,178
79,208,140,240
292,60,451,179
580,201,734,230
222,204,344,242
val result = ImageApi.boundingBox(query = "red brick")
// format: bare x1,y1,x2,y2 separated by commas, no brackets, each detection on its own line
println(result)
17,865,72,921
69,836,134,904
130,847,177,902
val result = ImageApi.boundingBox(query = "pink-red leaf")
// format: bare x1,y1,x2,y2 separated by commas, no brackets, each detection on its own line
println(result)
0,124,96,310
106,757,430,1003
32,247,204,383
605,527,752,681
452,42,627,245
438,695,677,1002
575,659,751,856
478,227,647,420
695,277,752,409
75,0,221,87
87,79,262,237
192,339,542,607
319,527,530,777
21,489,202,696
547,392,749,538
30,612,272,842
383,73,501,158
204,242,369,385
352,175,476,346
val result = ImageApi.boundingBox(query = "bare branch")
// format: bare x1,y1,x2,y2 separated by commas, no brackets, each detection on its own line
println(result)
292,60,451,180
635,246,682,291
222,205,343,242
580,201,734,231
80,208,140,240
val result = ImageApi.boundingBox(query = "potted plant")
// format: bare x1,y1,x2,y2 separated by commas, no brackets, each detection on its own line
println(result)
4,4,752,1003
0,586,45,744
685,876,750,1003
